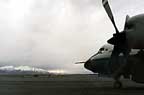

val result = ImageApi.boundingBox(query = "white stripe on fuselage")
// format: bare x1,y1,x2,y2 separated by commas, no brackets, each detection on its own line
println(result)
90,44,139,60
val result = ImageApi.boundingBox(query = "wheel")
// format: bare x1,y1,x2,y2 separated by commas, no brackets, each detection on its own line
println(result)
113,81,122,88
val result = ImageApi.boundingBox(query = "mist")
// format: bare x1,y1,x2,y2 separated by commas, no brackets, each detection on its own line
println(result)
0,0,143,73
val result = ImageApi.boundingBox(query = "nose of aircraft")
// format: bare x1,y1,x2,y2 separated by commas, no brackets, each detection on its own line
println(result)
84,60,96,72
84,59,110,74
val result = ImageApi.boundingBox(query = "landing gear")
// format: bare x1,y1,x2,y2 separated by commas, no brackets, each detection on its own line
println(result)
113,71,123,88
113,80,122,88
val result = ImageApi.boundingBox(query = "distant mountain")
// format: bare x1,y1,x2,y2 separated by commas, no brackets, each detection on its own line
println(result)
0,66,50,74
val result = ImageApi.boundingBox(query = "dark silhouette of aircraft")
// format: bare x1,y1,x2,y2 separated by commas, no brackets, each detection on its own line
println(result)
76,0,144,88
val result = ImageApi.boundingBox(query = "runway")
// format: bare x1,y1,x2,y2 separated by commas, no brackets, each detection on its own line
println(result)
0,74,144,95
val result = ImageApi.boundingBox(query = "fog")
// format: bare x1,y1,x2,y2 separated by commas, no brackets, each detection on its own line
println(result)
0,0,144,73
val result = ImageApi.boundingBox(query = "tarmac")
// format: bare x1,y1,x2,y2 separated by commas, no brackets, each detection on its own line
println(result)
0,74,144,95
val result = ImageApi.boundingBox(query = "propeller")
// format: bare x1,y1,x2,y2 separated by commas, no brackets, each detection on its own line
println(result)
102,0,130,74
102,0,130,45
102,0,119,34
124,15,130,31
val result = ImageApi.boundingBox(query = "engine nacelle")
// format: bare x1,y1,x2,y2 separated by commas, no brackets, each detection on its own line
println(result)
126,14,144,49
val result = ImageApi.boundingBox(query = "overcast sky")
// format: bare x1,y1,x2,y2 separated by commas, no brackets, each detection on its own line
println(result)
0,0,144,73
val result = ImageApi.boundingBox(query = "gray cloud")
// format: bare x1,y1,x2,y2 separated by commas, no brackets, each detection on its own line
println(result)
28,0,113,73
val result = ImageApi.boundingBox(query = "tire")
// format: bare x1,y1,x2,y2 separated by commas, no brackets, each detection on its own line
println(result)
113,81,122,88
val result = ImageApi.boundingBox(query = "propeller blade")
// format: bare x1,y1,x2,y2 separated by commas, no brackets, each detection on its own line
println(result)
110,46,121,73
75,62,86,64
102,0,119,34
110,44,130,75
124,15,130,30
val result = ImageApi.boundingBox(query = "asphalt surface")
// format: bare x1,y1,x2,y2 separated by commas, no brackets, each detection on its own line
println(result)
0,74,144,95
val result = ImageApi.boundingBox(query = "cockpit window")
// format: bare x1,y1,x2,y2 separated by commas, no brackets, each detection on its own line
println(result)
97,48,105,54
99,48,104,51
